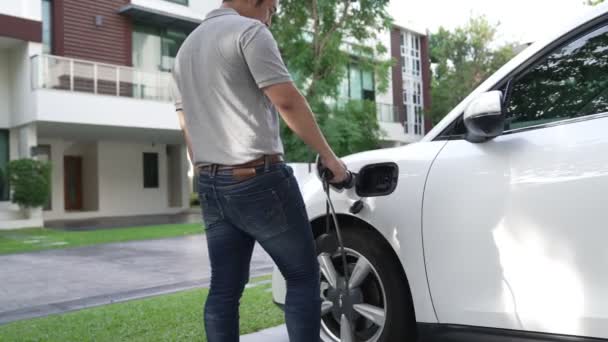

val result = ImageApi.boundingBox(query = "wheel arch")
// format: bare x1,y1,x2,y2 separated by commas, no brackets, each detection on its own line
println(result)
310,213,418,325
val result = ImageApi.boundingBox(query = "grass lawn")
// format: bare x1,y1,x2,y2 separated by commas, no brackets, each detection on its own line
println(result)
0,223,204,255
0,275,284,342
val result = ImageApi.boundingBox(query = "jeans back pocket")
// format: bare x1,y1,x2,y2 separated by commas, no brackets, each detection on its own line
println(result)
225,188,289,242
199,192,224,228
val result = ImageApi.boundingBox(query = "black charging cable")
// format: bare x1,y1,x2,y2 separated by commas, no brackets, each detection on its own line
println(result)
319,167,356,288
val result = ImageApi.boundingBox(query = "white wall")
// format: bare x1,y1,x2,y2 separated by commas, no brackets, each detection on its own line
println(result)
10,42,42,128
375,28,394,106
130,0,206,21
85,144,100,210
98,141,170,216
167,144,185,207
9,129,18,161
35,90,180,130
190,0,222,17
16,123,37,158
40,138,188,220
0,50,10,128
39,138,65,217
379,122,399,143
0,0,41,21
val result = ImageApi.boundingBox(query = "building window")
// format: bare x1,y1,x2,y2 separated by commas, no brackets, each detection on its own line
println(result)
164,0,188,5
132,25,188,72
42,0,52,54
0,130,9,201
401,30,424,135
344,64,375,101
143,153,159,188
361,69,375,101
403,104,409,133
401,31,421,77
414,106,423,135
403,79,424,135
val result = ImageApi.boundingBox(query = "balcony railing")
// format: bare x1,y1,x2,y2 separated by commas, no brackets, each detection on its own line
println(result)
332,98,427,138
376,102,403,123
333,98,403,124
31,54,173,102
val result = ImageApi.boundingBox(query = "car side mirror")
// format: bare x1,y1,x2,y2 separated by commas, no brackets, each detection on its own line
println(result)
464,90,505,143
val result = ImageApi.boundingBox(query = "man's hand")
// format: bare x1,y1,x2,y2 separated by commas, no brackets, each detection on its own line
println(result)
321,156,349,184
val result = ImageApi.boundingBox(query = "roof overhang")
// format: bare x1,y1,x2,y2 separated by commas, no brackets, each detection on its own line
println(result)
118,4,202,31
0,14,42,43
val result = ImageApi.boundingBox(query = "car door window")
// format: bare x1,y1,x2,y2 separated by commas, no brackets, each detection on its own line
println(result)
505,24,608,130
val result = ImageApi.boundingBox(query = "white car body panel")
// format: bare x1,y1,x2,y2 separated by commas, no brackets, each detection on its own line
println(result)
273,142,448,323
423,115,608,338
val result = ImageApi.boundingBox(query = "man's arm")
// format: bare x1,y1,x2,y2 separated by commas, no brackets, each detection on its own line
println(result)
264,82,347,182
176,110,195,165
241,24,347,182
170,74,194,166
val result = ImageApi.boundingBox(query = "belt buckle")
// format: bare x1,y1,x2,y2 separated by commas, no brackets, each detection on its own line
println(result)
232,167,257,181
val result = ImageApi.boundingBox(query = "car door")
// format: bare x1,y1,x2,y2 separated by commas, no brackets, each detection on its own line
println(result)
422,20,608,338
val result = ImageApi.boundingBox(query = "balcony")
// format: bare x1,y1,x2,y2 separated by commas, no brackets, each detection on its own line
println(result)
334,98,402,123
31,54,173,102
332,99,422,144
27,54,180,133
376,102,402,123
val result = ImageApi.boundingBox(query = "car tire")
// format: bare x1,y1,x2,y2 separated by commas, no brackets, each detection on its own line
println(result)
316,226,417,342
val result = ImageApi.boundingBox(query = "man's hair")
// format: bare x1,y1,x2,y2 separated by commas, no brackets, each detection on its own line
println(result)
222,0,265,5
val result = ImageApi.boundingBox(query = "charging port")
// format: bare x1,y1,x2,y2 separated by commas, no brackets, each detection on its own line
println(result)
355,163,399,197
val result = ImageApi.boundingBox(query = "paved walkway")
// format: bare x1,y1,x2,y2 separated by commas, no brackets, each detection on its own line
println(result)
0,235,274,324
44,209,202,231
241,325,289,342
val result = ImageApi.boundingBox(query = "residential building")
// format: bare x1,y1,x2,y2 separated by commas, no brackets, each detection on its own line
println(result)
0,0,431,228
390,23,433,144
0,0,217,228
335,21,431,147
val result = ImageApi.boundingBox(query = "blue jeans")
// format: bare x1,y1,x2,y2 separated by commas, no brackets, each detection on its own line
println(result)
197,162,321,342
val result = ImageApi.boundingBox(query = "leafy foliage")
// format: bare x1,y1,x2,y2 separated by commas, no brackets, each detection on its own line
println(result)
429,16,518,124
271,0,393,161
585,0,605,5
7,159,52,208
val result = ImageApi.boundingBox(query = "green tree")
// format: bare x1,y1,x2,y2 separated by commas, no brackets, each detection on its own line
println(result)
271,0,393,161
429,16,518,124
585,0,604,5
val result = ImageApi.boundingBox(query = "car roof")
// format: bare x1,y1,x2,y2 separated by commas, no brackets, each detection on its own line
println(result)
422,2,608,142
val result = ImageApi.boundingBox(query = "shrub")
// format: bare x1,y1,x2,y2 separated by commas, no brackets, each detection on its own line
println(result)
7,159,52,209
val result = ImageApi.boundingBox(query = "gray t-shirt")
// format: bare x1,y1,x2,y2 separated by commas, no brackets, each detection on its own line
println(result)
172,8,292,166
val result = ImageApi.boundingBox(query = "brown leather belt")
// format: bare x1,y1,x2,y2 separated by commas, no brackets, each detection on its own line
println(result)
197,154,284,181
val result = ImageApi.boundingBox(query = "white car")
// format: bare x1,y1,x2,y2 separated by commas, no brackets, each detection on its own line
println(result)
272,3,608,342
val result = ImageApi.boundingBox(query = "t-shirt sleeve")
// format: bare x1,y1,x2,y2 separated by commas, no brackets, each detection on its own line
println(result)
240,24,292,89
170,71,183,112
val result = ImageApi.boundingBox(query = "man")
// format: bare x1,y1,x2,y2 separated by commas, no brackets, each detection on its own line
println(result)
172,0,348,341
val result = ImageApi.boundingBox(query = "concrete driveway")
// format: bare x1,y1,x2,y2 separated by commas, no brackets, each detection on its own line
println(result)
241,325,289,342
0,234,274,324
